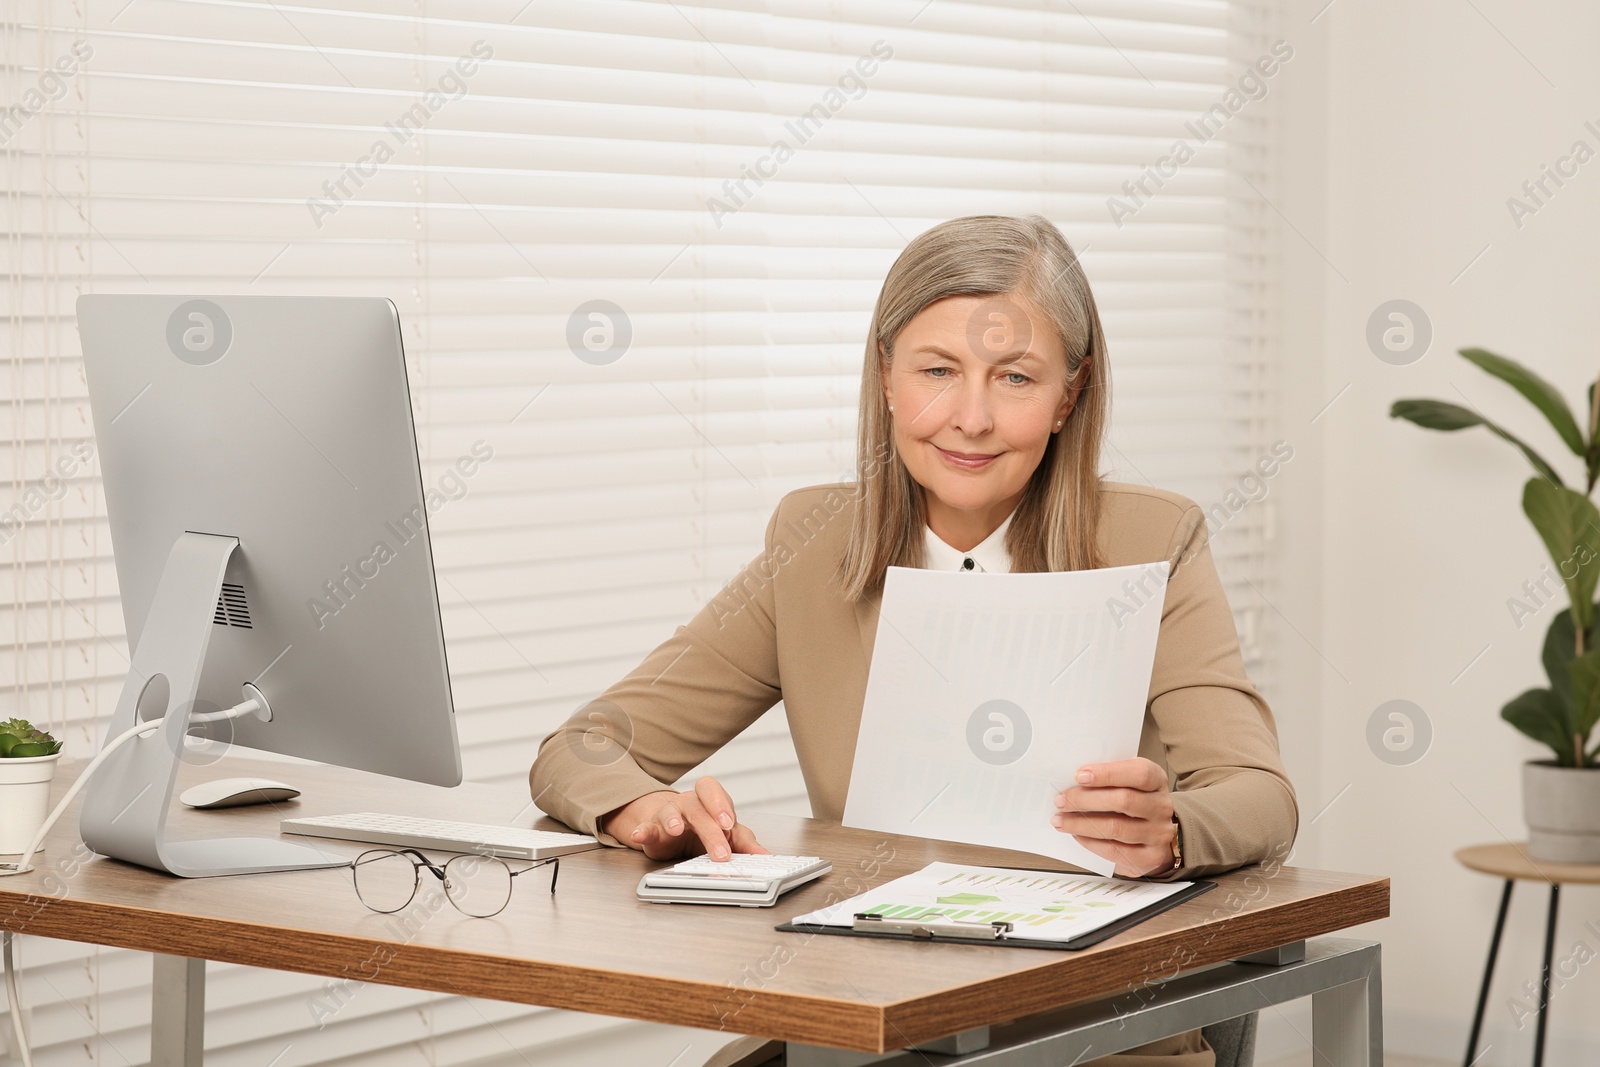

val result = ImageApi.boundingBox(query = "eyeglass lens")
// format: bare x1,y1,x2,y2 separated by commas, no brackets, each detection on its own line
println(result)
351,850,420,913
442,853,515,917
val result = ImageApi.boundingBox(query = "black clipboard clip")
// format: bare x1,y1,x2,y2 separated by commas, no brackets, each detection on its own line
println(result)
852,912,1014,941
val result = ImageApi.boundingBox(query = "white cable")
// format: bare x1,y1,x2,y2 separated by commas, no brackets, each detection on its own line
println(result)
4,931,29,1067
0,696,262,1066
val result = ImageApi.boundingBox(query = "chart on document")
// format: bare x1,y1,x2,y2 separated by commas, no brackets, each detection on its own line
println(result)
792,861,1194,943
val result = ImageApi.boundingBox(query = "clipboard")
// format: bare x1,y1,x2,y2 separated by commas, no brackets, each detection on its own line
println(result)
776,879,1215,951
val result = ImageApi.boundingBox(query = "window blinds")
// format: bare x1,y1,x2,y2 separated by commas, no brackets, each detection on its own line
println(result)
2,1,1279,1063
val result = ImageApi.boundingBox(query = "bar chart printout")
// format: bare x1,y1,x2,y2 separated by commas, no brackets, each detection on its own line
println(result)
789,861,1194,943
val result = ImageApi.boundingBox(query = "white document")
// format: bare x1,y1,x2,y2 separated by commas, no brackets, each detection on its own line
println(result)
842,561,1169,877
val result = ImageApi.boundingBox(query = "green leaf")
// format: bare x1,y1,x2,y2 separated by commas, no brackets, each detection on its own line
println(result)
1523,479,1600,634
0,733,17,758
1502,687,1579,765
1588,380,1600,491
5,741,58,758
1569,649,1600,753
1390,399,1565,486
1459,348,1586,456
1542,608,1581,702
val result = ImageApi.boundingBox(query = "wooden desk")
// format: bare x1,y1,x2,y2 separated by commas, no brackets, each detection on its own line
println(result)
1,758,1389,1065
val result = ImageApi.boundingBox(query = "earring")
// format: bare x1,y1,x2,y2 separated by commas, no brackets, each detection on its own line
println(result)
888,404,895,412
1054,420,1062,429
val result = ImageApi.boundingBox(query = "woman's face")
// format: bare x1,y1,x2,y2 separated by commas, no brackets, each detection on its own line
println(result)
881,292,1078,524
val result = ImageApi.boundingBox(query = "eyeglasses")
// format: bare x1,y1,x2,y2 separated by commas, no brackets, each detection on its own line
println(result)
348,848,559,919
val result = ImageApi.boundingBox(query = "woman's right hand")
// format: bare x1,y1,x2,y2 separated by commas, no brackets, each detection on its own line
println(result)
600,776,769,861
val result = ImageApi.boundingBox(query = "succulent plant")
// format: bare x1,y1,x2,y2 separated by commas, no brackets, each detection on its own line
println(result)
0,717,62,758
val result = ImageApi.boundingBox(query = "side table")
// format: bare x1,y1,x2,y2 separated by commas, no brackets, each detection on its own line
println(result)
1454,842,1600,1067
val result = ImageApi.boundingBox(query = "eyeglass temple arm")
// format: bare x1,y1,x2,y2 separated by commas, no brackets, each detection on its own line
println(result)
508,856,560,895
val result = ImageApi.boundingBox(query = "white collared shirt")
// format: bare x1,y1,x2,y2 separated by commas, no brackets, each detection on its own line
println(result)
923,508,1015,573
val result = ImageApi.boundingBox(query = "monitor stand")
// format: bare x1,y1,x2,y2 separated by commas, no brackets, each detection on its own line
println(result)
78,532,347,877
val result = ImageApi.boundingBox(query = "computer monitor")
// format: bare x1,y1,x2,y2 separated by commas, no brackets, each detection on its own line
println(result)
74,295,461,877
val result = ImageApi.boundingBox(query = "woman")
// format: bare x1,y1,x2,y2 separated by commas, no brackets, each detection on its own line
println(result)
531,215,1297,1067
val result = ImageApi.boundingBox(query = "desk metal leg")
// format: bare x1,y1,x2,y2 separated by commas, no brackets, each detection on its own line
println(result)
1533,884,1559,1067
1312,965,1383,1066
150,955,204,1067
1463,879,1513,1067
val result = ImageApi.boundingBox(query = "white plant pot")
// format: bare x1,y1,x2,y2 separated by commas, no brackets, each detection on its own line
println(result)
1523,760,1600,864
0,752,61,855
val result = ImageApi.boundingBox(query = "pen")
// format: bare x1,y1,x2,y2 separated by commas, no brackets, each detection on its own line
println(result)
851,912,1014,940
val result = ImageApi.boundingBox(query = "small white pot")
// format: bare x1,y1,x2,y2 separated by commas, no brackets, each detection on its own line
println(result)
1523,760,1600,863
0,752,62,855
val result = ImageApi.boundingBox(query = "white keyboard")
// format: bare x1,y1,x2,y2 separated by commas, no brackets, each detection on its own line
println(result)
637,854,831,908
281,812,598,860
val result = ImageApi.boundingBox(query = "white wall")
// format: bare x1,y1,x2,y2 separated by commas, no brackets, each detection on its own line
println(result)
1272,0,1600,1061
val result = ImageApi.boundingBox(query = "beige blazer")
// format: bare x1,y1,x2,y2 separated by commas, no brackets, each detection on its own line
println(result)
530,480,1298,880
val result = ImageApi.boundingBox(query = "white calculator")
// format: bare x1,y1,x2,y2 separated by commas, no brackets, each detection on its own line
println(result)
636,854,831,907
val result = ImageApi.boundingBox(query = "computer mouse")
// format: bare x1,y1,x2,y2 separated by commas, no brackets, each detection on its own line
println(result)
178,777,301,809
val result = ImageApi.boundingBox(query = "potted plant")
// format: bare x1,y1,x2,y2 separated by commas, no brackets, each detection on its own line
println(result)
1393,349,1600,861
0,718,64,855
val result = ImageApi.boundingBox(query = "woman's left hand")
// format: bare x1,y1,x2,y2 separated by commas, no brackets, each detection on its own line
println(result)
1052,757,1178,878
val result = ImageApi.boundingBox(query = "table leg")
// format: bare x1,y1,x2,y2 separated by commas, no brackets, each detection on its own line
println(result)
150,955,204,1067
1463,879,1513,1067
1532,884,1559,1067
1310,959,1383,1066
